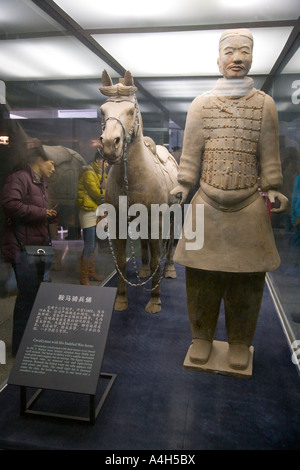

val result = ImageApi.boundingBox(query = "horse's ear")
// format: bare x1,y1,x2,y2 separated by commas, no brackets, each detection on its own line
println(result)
122,70,135,87
100,69,137,96
102,70,113,87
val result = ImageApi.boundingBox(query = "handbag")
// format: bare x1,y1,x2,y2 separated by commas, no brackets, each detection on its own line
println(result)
24,244,54,263
12,224,54,264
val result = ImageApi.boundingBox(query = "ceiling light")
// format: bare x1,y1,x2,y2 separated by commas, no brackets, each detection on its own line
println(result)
58,109,98,118
0,136,9,145
10,113,27,119
93,27,292,77
218,0,261,8
0,37,117,80
54,0,300,28
282,48,300,73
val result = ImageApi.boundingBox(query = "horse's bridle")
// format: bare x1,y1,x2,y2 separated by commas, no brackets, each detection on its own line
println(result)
100,96,140,184
101,97,140,151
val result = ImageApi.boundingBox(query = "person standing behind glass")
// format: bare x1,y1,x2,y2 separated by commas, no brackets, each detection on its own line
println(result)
1,138,57,356
77,150,108,285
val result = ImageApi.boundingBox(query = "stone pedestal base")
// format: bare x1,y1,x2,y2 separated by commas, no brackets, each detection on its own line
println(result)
183,340,254,379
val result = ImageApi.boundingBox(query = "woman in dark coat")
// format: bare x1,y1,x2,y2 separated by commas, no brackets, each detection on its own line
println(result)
1,138,57,355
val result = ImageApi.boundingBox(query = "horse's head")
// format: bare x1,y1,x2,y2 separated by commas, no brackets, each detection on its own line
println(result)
98,70,141,165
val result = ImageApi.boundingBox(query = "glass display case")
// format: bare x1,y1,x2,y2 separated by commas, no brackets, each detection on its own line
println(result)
267,41,300,365
1,0,300,386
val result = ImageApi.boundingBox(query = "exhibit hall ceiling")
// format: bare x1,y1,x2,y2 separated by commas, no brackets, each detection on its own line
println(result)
1,0,300,129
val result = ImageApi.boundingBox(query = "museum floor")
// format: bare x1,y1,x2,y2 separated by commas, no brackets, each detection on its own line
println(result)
0,233,300,450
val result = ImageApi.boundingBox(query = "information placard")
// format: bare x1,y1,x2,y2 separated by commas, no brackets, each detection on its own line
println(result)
9,282,117,395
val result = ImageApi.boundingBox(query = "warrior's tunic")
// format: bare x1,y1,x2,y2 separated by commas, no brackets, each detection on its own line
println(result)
174,77,282,272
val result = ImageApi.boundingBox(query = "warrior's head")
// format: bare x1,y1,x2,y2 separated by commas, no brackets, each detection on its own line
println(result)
217,28,253,79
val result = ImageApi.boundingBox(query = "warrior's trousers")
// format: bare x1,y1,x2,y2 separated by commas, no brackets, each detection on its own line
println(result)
185,267,266,346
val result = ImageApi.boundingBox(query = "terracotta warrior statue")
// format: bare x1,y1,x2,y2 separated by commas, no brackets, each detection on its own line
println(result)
171,28,288,371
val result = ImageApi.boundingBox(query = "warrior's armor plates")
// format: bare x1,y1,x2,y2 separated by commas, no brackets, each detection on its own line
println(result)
201,92,265,191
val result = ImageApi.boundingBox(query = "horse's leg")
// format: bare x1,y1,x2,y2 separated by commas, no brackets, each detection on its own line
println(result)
113,238,128,311
139,239,151,278
145,239,161,314
164,228,177,279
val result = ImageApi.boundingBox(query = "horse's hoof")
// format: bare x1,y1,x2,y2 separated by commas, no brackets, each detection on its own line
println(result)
145,298,161,314
114,302,128,311
139,266,151,278
164,266,177,279
114,296,128,311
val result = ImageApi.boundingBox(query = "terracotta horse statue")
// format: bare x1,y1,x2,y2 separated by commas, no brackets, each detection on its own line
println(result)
98,70,179,313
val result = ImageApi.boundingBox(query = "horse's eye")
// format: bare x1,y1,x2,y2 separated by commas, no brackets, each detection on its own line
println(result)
128,108,135,116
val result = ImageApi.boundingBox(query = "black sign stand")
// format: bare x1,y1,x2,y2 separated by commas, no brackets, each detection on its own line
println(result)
9,282,117,425
19,372,116,425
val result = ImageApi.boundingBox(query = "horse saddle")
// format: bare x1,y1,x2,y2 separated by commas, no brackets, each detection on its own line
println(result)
144,136,172,165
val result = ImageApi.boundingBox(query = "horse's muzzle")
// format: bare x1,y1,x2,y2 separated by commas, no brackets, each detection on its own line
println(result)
104,155,123,165
99,134,123,163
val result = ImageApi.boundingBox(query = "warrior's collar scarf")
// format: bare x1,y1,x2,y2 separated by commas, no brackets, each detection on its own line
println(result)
211,76,254,98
